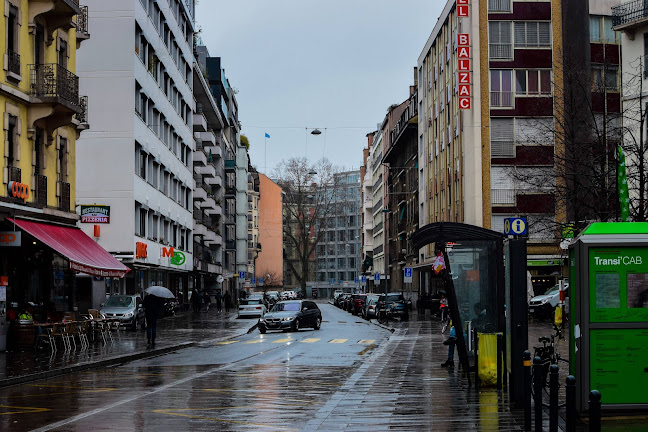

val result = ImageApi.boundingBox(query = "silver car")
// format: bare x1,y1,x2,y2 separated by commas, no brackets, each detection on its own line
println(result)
100,295,146,330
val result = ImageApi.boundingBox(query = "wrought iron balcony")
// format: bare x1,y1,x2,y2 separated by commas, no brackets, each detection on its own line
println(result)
29,63,81,111
612,0,648,28
76,6,90,39
76,95,89,126
8,166,21,183
7,50,20,76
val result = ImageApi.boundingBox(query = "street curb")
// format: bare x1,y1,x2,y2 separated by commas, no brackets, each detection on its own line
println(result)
0,325,257,389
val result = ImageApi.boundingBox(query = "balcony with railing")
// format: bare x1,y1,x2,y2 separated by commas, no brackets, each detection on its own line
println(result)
75,95,89,130
76,6,90,42
390,91,418,145
489,43,512,60
29,63,81,113
490,91,514,108
491,188,516,205
612,0,648,30
7,50,20,77
58,181,71,212
31,0,81,38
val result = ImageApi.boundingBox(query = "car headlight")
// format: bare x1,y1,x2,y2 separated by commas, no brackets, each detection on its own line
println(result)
124,312,134,318
259,318,265,323
282,317,295,321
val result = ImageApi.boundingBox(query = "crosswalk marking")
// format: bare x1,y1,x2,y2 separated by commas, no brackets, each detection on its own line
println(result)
216,341,238,345
329,339,348,344
300,338,320,343
272,338,293,343
243,340,263,344
358,339,375,345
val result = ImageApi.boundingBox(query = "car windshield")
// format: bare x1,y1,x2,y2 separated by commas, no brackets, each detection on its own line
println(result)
385,294,404,302
272,302,300,312
104,296,134,308
242,300,262,305
544,286,560,295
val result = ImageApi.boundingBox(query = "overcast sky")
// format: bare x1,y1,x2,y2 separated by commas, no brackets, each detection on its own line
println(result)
195,1,443,175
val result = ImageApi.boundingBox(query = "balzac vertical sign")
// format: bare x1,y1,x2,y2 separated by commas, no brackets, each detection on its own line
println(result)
457,0,471,110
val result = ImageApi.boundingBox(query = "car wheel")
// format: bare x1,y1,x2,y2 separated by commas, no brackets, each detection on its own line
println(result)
314,317,321,330
259,326,266,334
292,319,300,332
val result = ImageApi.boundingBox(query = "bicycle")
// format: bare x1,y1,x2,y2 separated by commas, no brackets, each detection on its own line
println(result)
376,306,392,325
532,325,569,407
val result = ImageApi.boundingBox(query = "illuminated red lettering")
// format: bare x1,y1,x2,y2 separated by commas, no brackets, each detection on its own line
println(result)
458,59,470,70
136,242,148,259
457,5,469,17
458,46,470,58
458,34,469,46
162,246,175,258
459,85,471,96
458,72,470,83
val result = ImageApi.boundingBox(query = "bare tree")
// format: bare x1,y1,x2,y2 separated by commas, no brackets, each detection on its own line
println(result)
256,268,282,288
274,157,342,295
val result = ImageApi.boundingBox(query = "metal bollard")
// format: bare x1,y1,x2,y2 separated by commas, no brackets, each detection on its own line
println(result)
533,356,543,432
549,364,559,432
589,390,602,432
566,375,576,432
523,350,532,431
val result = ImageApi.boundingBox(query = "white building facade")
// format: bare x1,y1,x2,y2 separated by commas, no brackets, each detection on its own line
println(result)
76,0,195,300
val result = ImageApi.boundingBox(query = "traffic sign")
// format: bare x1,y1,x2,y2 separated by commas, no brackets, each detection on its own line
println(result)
258,277,263,286
404,267,413,283
330,278,335,285
361,276,367,285
251,277,256,284
354,277,359,283
374,273,381,282
238,271,245,279
503,217,527,236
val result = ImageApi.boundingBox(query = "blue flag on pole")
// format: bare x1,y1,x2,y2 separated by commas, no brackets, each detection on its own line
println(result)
265,133,270,138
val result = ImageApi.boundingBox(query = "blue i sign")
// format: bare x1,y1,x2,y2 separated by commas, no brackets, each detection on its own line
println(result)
503,217,528,236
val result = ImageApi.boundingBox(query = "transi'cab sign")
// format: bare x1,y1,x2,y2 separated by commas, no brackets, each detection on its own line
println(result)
594,256,643,266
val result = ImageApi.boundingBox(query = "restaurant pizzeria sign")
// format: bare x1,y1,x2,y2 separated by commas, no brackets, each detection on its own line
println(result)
80,205,110,223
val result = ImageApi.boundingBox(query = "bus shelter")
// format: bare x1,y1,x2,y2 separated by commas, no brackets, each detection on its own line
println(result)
411,222,506,385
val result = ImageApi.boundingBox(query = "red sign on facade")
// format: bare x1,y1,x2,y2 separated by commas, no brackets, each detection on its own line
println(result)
459,97,471,109
458,85,471,97
457,2,471,110
458,72,470,83
458,59,470,71
162,246,175,258
458,33,469,46
457,5,469,17
136,242,148,259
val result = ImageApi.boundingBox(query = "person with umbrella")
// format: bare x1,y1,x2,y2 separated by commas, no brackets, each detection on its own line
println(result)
144,286,173,346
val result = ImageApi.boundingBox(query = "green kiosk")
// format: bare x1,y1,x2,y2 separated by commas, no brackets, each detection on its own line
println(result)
569,222,648,414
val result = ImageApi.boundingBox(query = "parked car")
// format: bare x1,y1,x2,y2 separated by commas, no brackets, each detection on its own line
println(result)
280,290,296,300
333,289,344,299
334,293,347,308
238,298,267,318
361,295,380,319
258,300,322,333
100,294,146,330
529,283,568,318
377,293,409,320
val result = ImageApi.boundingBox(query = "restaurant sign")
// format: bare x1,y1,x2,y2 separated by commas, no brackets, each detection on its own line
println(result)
80,205,110,223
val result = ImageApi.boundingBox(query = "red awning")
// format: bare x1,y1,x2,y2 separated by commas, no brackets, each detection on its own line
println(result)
8,218,129,278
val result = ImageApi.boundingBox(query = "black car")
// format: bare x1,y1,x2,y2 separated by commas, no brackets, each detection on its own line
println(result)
258,300,322,333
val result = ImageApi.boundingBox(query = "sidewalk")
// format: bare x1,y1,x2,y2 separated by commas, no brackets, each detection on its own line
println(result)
0,308,255,388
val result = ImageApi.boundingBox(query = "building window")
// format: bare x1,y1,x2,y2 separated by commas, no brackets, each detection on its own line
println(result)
490,70,513,107
490,118,514,158
58,39,68,69
592,65,619,91
514,22,551,48
7,115,17,167
489,21,512,60
6,3,20,76
515,70,552,96
58,137,68,182
590,16,617,44
488,0,511,13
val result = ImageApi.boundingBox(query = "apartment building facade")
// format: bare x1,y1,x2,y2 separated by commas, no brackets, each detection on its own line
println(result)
0,1,131,323
255,173,282,287
360,133,374,280
192,44,225,295
416,0,569,294
76,0,195,302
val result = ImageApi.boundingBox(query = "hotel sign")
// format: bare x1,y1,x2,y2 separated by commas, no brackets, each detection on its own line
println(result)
80,205,110,223
457,0,471,110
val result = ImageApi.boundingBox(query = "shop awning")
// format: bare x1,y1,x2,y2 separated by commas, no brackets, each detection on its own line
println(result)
8,218,129,278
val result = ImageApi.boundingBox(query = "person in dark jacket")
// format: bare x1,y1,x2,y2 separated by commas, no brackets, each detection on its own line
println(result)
224,291,232,312
203,292,211,312
143,295,163,346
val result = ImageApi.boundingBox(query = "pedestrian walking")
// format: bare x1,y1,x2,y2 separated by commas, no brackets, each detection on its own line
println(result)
224,291,231,312
191,288,201,314
143,294,164,346
215,290,223,313
203,291,211,312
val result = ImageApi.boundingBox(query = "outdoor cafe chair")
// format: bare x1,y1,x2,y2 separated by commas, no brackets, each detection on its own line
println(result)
52,323,69,351
35,325,55,351
63,322,76,351
76,320,89,349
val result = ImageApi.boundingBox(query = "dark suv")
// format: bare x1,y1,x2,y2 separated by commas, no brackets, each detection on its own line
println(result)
377,293,409,320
